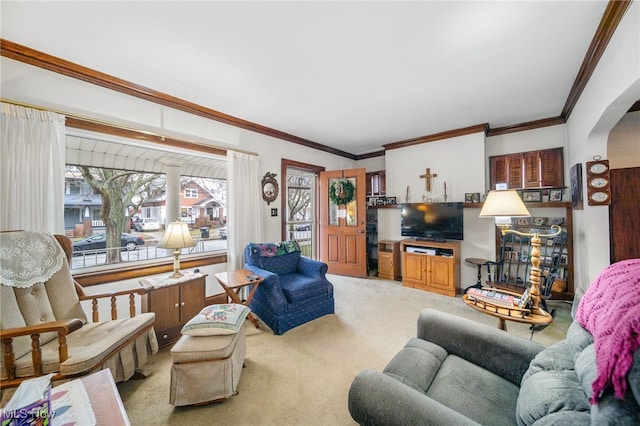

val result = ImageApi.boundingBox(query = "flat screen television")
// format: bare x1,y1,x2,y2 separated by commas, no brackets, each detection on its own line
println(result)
401,202,464,241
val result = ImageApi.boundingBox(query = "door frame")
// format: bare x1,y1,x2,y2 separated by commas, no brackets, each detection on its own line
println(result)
281,159,325,258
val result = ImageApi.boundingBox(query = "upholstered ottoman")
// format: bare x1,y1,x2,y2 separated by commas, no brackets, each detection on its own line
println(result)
169,326,246,406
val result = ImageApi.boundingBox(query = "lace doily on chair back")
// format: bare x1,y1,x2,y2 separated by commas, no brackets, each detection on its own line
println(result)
0,231,66,288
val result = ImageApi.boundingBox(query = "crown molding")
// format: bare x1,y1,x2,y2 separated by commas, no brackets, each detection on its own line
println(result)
561,0,632,119
383,124,489,151
354,150,385,160
486,116,567,137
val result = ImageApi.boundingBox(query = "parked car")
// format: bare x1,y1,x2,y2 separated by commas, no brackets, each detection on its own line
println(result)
295,224,311,231
73,233,145,254
219,226,227,239
134,217,160,231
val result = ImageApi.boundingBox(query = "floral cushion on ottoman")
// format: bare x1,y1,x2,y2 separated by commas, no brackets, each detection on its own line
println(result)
181,304,251,336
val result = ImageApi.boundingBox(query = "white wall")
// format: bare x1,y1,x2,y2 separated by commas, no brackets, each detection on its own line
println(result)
565,1,639,297
608,111,640,169
381,132,490,286
355,155,385,172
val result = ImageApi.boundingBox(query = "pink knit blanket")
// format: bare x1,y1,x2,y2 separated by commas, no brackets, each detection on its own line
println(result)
575,258,640,402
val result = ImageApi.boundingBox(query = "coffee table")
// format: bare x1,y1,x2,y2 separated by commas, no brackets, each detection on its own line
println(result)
82,369,130,425
214,269,264,328
463,293,553,331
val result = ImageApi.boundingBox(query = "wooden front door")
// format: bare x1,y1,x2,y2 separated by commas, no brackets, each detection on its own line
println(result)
319,168,367,277
610,167,640,262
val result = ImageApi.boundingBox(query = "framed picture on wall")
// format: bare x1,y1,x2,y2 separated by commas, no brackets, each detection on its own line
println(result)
571,163,584,210
548,189,563,202
523,191,542,202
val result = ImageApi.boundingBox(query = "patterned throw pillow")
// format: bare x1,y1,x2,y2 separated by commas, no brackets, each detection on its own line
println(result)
181,304,251,336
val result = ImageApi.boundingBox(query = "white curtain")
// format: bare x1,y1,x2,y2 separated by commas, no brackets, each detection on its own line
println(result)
226,150,263,270
0,103,66,233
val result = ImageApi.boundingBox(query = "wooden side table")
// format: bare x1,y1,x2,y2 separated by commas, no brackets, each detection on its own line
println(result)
378,240,401,281
464,257,492,292
463,294,553,331
215,269,264,328
140,273,207,348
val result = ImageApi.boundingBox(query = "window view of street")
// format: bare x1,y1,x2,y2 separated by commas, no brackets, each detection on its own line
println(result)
70,231,228,269
286,170,315,258
65,166,227,270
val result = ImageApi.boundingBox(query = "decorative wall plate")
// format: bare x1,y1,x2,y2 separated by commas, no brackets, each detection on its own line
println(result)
585,156,611,206
262,172,279,205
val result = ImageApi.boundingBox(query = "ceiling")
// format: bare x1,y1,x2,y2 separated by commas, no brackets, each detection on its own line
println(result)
1,1,610,156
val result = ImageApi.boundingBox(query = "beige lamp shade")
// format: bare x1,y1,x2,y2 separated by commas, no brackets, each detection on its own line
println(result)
158,222,196,249
479,190,531,218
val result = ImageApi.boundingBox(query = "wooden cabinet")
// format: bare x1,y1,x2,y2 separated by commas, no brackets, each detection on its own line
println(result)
401,239,461,297
140,273,206,348
490,148,563,190
378,240,401,281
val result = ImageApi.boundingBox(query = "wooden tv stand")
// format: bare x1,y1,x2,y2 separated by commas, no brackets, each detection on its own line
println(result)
401,239,461,297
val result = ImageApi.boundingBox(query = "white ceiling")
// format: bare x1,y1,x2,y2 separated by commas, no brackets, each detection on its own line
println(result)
1,1,608,155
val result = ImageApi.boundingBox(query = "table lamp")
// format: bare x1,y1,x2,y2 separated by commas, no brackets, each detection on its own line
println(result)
479,190,560,315
158,221,196,278
479,189,531,232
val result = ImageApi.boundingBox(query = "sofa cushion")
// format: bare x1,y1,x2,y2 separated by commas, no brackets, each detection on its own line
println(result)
4,312,156,379
171,327,244,363
0,285,30,360
517,341,590,425
181,304,250,336
1,262,88,362
44,262,87,323
427,355,519,426
279,273,329,304
250,251,300,275
381,337,517,426
383,340,447,393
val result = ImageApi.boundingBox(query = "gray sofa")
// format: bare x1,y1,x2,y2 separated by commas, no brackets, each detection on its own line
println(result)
348,308,640,425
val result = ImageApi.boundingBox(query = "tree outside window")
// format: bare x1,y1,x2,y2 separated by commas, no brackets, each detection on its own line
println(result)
65,166,227,269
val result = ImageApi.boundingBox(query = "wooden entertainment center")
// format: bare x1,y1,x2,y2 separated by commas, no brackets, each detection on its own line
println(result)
401,239,461,297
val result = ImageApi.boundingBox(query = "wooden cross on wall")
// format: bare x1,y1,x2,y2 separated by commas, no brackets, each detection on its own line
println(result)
420,168,437,192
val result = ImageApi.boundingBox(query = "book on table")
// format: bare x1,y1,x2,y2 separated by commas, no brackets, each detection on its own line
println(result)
466,288,516,308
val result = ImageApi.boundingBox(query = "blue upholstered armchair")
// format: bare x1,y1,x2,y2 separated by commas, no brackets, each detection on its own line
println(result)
243,242,335,335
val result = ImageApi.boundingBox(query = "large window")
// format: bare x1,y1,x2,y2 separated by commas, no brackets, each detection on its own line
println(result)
65,131,228,272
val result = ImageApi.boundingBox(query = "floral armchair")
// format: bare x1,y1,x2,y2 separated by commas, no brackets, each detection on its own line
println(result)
243,241,334,335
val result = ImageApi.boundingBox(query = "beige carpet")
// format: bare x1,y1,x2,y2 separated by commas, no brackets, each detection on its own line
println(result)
117,275,573,426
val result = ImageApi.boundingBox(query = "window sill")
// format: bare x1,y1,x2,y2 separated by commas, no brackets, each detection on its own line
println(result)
73,252,227,287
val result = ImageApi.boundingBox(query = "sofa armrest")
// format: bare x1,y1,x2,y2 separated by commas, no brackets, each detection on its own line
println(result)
244,264,288,312
78,287,149,322
348,369,480,426
297,256,328,278
1,319,84,382
417,309,544,385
